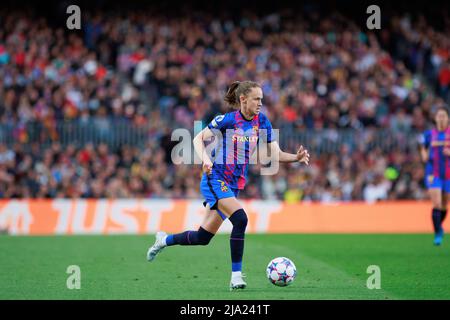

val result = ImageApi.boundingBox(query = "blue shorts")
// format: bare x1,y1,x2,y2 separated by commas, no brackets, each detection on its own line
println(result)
200,174,240,220
425,174,450,192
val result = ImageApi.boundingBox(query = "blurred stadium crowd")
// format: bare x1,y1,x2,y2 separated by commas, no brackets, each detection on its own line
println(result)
0,2,449,202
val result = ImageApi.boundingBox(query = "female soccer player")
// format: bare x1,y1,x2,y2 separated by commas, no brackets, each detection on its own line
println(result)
147,81,310,290
419,107,450,245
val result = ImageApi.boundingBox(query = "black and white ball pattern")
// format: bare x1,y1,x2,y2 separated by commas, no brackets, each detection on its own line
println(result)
266,257,297,286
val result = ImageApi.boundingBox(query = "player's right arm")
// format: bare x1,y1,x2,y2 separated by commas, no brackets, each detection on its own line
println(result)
418,130,431,163
193,114,232,175
193,127,215,175
420,146,428,163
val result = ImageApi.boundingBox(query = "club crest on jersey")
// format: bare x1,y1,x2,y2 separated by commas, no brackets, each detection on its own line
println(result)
252,125,259,133
217,180,229,192
428,175,435,184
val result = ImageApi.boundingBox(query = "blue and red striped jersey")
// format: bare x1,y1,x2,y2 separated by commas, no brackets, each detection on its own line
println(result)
421,128,450,179
206,110,274,190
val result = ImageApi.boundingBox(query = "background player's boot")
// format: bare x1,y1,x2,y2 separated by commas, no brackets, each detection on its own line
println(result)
434,227,444,246
230,272,247,290
147,231,167,261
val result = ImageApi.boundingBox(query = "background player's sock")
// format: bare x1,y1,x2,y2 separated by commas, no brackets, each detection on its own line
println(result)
432,208,441,233
441,209,447,226
165,227,214,246
229,209,248,272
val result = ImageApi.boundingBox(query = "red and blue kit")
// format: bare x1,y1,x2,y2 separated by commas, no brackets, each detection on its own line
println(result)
421,128,450,192
200,110,273,217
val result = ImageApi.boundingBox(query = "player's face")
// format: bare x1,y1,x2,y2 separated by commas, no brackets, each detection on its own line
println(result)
435,110,449,130
242,87,263,116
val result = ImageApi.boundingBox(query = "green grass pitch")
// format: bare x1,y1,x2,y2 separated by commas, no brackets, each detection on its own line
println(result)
1,234,449,300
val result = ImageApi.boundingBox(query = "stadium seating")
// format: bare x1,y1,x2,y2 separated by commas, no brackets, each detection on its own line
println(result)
0,3,448,201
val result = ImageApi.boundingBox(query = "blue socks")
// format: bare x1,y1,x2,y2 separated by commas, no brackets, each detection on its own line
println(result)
441,209,447,225
166,227,214,246
229,209,248,272
164,208,248,274
232,262,242,272
165,234,175,246
432,208,441,233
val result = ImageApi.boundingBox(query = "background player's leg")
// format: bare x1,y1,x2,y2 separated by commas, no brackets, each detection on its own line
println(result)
165,204,222,246
429,188,443,244
429,188,442,231
442,192,448,225
217,197,248,287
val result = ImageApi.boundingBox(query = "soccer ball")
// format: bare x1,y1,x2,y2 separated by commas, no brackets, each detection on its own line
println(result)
266,257,297,287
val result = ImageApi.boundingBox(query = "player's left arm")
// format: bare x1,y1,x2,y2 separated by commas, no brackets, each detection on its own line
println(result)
269,140,310,164
258,113,309,165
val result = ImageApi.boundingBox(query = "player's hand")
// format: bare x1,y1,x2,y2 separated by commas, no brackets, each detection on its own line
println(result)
296,145,310,165
444,148,450,157
202,160,213,175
